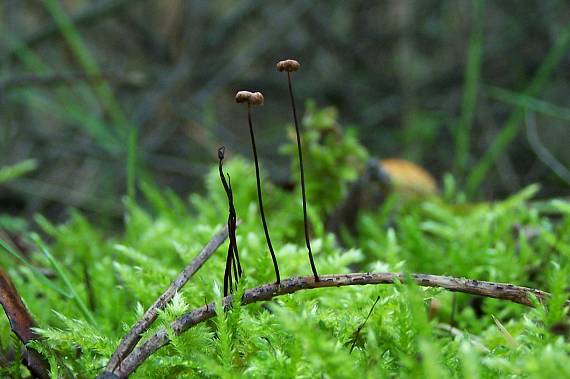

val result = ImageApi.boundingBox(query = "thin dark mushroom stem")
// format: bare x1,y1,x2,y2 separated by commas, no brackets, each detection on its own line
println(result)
286,71,319,281
246,103,281,284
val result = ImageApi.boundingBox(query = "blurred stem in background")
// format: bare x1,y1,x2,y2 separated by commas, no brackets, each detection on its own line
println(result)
525,111,570,186
466,20,570,198
1,2,139,204
486,86,570,122
42,0,130,134
454,0,484,182
127,127,138,200
42,0,138,202
2,1,570,211
3,29,122,153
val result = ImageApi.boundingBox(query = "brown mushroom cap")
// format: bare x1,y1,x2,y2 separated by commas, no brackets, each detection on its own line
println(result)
250,92,264,105
276,59,300,72
235,90,264,105
235,91,253,104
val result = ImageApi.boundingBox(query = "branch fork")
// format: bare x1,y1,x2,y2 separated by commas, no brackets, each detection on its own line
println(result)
103,271,558,378
104,224,235,375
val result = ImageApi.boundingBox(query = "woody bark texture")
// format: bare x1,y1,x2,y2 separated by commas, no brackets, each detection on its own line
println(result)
0,268,50,379
104,272,555,378
105,224,233,373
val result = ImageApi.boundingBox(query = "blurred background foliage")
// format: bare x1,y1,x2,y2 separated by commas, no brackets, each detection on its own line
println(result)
1,0,569,224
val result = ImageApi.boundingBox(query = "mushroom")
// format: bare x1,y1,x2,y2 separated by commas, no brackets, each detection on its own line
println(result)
235,90,281,284
277,59,319,282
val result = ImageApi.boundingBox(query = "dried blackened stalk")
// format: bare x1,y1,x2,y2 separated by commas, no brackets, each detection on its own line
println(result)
0,267,50,379
236,91,281,284
218,146,242,296
277,59,319,281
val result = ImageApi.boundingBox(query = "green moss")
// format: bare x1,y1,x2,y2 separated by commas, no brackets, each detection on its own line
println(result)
1,105,570,378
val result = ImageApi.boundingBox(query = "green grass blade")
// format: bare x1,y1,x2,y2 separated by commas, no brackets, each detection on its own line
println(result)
9,90,120,151
1,30,122,153
485,85,570,122
0,159,37,184
454,0,485,179
43,0,143,201
466,21,570,197
42,0,131,135
0,237,70,297
127,126,138,201
32,236,97,326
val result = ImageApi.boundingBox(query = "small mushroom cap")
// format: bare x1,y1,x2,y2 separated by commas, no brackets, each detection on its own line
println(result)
276,59,300,72
218,146,225,160
235,90,264,105
250,92,264,105
235,90,253,103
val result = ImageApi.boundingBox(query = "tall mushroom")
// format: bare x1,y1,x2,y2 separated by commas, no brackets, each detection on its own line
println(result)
277,59,319,281
235,91,280,284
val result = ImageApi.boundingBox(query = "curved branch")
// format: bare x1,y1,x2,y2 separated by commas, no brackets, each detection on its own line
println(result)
105,272,557,378
105,224,234,372
0,268,50,379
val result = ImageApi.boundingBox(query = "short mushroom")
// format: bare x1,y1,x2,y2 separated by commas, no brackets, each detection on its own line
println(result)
276,59,301,72
235,90,280,284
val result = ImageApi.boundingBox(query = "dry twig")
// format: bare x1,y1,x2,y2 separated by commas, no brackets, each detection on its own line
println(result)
105,224,233,372
104,272,556,378
0,268,50,379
